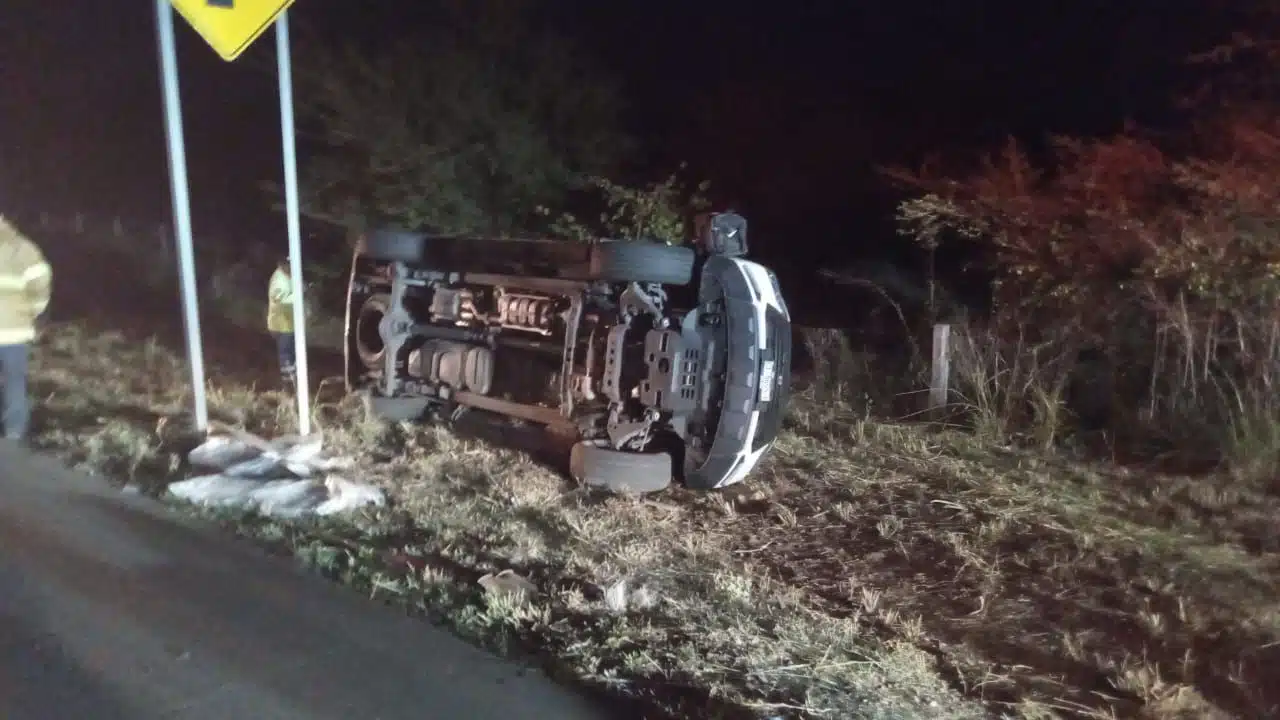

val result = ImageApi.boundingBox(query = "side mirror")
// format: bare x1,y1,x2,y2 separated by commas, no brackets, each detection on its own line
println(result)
694,211,748,257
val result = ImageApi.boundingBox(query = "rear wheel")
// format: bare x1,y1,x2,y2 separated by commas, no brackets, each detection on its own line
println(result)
589,242,695,285
364,230,696,286
364,229,430,264
569,442,673,494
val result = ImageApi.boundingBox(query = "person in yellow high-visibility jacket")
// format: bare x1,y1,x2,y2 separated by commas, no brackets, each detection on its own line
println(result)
267,256,299,389
0,216,51,441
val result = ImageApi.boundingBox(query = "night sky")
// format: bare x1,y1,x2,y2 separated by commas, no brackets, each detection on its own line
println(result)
0,1,1239,275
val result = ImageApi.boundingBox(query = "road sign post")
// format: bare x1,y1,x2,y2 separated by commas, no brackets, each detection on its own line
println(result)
275,11,311,436
164,0,311,434
155,0,210,433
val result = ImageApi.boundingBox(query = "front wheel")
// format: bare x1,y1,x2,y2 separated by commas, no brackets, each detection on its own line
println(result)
569,442,673,494
361,392,431,423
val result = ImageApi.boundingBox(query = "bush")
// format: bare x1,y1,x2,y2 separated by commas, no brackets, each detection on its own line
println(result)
888,110,1280,474
540,166,711,244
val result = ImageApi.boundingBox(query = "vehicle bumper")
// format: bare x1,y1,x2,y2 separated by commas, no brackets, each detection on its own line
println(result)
686,256,792,488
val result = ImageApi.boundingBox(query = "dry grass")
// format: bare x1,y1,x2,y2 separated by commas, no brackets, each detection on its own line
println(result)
763,392,1276,719
26,319,1280,719
28,322,975,718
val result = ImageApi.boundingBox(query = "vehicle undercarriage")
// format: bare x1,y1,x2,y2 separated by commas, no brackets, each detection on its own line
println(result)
343,217,789,492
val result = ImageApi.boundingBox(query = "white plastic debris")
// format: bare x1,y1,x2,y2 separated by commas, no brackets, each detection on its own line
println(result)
188,435,261,470
603,579,629,614
168,429,384,519
316,476,386,516
478,570,538,601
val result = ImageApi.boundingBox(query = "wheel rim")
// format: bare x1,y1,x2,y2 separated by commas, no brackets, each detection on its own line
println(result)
355,296,388,369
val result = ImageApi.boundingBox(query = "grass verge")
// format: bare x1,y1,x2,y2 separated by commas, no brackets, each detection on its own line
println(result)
28,320,1279,719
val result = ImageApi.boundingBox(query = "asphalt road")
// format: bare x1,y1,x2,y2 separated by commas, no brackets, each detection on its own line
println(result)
0,443,620,720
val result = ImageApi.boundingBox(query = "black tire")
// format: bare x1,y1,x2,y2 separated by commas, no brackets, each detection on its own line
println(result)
591,242,695,285
569,442,673,494
362,392,430,423
364,229,430,264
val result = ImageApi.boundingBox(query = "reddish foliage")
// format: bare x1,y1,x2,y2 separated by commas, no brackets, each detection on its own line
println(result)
893,106,1280,333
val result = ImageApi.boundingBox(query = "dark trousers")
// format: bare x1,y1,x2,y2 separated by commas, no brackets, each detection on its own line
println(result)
0,343,30,439
272,332,296,385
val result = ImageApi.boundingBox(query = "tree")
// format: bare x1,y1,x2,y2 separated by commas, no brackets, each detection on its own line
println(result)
284,0,630,237
540,166,711,244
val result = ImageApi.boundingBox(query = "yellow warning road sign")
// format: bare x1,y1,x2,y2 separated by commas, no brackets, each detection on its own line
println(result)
169,0,296,62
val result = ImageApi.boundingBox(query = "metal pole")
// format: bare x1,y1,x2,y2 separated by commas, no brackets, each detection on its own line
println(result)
276,11,311,435
155,0,209,433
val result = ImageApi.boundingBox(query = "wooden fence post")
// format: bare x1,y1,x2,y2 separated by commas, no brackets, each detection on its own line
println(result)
930,323,952,411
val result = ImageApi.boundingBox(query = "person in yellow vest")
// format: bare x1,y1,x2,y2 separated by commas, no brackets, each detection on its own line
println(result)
267,256,298,389
0,216,52,441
